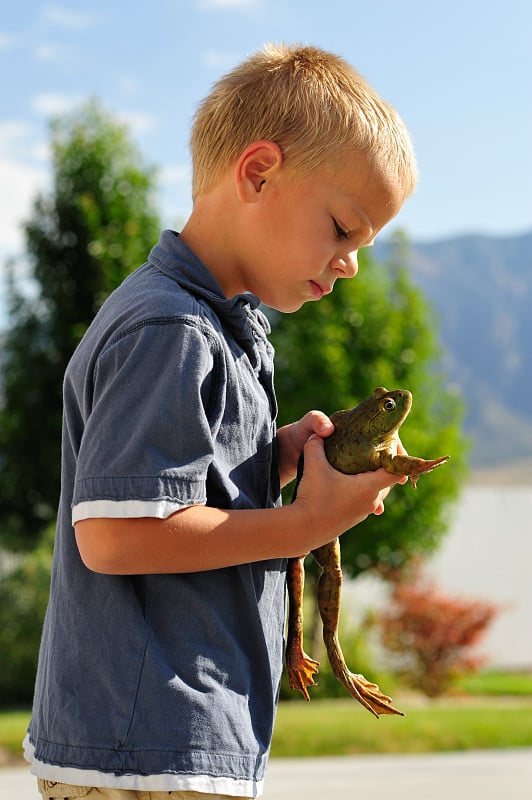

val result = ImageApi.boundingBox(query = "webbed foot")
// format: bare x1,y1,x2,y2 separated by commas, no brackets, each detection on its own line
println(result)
388,453,450,489
287,650,320,701
340,670,404,718
408,454,450,488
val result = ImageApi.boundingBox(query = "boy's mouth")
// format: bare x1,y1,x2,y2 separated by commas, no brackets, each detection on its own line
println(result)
309,280,333,299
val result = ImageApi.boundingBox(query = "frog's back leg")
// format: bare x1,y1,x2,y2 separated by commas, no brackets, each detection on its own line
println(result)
285,556,320,700
312,540,404,718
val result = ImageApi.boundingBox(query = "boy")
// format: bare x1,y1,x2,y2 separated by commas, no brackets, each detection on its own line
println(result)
26,44,417,799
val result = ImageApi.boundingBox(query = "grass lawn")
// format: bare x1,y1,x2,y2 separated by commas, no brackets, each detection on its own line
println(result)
3,697,532,763
3,673,532,763
0,710,30,763
271,695,532,757
456,670,532,696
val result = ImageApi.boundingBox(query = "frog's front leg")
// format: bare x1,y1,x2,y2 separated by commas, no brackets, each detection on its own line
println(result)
312,539,404,718
285,556,320,700
380,451,450,488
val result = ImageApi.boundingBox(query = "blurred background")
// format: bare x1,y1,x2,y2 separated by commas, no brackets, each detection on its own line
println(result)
0,0,531,763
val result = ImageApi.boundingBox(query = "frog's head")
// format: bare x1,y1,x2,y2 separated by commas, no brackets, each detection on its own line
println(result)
331,386,412,445
365,386,412,440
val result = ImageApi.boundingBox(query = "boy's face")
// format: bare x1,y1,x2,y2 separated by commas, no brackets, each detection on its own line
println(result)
234,151,405,313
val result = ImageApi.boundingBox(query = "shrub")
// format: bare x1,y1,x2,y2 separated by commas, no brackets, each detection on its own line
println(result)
373,566,498,697
0,528,53,705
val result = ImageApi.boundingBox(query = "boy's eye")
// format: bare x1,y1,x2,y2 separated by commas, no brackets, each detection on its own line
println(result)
333,219,348,239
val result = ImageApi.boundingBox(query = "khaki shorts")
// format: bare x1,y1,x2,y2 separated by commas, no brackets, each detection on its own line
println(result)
37,780,249,800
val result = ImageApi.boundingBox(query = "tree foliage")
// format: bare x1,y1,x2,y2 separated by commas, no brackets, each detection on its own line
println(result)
270,233,467,580
0,100,160,551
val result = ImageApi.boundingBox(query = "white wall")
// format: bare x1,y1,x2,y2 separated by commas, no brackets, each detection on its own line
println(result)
342,485,532,670
426,486,532,670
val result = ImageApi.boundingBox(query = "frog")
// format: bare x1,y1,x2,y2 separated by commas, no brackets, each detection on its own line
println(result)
286,386,450,717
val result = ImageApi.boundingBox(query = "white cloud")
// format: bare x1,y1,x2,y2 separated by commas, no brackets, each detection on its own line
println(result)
160,163,191,186
0,122,49,256
0,121,49,164
117,111,159,136
31,92,83,117
42,5,100,31
0,121,33,157
30,141,51,163
34,41,66,62
0,158,47,251
198,0,261,8
0,32,16,50
199,49,239,71
116,75,141,98
200,50,236,70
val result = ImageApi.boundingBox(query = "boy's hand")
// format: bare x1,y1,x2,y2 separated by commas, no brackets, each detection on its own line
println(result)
293,434,407,546
277,411,334,487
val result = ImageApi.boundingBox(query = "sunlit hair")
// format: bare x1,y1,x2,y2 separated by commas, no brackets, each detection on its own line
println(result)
190,43,418,201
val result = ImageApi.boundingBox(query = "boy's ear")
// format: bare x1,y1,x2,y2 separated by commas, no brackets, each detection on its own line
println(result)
234,140,283,202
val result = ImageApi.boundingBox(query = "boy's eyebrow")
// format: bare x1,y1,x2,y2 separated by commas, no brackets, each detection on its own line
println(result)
341,203,374,241
344,218,374,246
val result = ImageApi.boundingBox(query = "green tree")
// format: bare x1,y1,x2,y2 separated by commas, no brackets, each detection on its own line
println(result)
0,100,160,551
270,233,467,580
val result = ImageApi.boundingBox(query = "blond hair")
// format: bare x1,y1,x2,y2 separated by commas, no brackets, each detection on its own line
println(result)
190,43,417,200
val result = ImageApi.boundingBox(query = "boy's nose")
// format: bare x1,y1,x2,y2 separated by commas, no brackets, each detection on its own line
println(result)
332,249,359,278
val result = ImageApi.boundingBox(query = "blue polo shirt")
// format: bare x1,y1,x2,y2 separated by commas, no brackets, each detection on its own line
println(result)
25,230,286,797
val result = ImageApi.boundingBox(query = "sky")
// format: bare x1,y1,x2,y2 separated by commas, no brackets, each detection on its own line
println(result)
1,0,531,273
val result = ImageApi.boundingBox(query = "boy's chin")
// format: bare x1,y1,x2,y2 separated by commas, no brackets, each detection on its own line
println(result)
267,298,306,314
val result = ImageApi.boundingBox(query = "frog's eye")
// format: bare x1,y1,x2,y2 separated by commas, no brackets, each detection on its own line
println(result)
383,399,396,412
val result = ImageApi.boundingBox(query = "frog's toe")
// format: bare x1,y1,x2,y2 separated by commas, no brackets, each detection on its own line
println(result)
345,672,405,718
401,454,449,488
287,653,320,701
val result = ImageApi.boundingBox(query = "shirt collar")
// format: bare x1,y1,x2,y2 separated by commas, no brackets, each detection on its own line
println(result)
148,229,271,342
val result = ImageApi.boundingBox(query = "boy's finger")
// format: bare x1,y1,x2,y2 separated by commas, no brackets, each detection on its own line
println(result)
304,411,334,437
303,433,326,454
298,433,328,473
367,468,407,490
373,501,385,516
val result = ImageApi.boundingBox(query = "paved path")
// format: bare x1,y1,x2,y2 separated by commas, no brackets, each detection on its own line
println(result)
4,749,532,799
263,749,532,799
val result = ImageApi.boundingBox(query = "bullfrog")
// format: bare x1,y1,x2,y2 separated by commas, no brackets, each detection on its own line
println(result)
286,386,450,717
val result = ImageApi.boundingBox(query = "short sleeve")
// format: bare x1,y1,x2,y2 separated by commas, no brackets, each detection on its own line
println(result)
71,317,224,522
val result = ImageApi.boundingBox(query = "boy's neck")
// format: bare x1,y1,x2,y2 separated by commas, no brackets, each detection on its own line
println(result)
180,179,245,300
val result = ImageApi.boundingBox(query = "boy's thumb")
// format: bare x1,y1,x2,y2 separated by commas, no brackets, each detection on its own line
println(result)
303,433,325,458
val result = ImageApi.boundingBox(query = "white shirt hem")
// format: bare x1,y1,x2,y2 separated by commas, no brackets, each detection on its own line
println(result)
23,735,262,797
72,498,191,525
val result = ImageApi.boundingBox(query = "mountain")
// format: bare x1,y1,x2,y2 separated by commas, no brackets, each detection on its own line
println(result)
385,230,532,468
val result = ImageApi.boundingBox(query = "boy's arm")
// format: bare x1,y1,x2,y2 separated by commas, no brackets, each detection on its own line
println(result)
75,435,405,575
